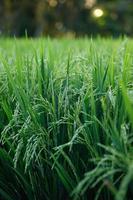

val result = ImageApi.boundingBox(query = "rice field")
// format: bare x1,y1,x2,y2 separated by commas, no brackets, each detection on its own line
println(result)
0,37,133,200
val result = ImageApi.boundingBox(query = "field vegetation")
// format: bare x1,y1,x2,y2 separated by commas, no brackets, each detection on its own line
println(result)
0,38,133,200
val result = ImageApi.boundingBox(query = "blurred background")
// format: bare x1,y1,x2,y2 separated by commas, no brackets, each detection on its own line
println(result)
0,0,133,38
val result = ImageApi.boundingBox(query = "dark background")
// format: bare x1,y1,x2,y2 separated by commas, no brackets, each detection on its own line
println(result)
0,0,133,37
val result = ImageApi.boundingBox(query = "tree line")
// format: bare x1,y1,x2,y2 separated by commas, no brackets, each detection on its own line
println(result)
0,0,132,37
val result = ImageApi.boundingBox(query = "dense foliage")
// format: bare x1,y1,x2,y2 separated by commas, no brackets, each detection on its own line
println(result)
0,38,133,200
0,0,133,37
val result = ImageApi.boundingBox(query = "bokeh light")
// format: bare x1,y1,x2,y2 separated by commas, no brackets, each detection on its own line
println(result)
85,0,96,9
93,8,104,18
49,0,58,7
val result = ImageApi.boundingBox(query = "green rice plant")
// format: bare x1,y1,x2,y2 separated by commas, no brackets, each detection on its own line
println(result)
0,37,133,200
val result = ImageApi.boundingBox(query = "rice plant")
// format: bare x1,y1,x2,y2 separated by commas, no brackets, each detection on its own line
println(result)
0,37,133,200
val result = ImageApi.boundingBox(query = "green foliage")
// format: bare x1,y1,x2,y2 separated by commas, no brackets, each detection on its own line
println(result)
0,0,132,37
0,38,133,200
